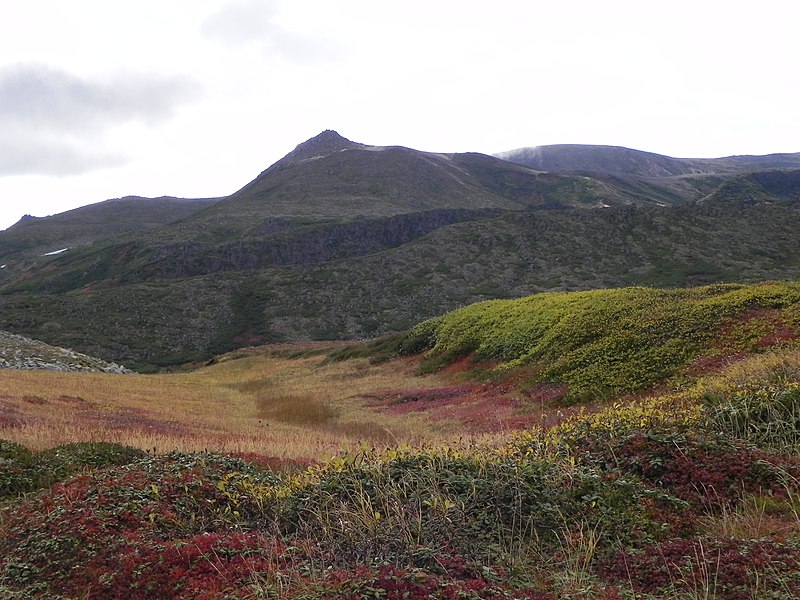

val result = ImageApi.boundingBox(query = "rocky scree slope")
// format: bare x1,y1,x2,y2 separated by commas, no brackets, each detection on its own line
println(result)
0,330,130,373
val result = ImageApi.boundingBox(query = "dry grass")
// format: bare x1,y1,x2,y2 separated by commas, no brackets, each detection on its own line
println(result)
698,346,800,396
0,346,465,459
700,494,800,541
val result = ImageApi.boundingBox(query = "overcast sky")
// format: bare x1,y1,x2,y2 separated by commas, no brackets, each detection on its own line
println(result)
1,0,799,230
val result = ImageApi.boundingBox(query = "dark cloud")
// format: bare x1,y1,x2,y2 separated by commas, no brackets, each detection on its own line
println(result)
0,63,199,131
0,63,200,176
201,0,341,63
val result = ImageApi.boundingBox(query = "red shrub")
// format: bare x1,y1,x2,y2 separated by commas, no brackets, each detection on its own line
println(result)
317,564,555,599
598,536,800,598
583,432,799,511
0,454,280,598
107,531,295,600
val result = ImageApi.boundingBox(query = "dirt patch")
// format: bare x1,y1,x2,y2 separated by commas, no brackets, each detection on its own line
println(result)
53,395,89,406
362,384,480,412
22,395,48,405
226,451,320,472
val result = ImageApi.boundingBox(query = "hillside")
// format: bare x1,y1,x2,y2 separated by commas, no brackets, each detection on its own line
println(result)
0,201,797,371
0,196,221,262
0,131,799,369
2,281,800,598
402,281,800,402
702,169,800,205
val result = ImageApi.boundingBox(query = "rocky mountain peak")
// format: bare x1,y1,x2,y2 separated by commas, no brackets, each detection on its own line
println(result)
275,130,363,168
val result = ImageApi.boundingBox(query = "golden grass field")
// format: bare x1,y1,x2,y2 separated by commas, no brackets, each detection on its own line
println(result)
0,344,527,460
3,329,798,465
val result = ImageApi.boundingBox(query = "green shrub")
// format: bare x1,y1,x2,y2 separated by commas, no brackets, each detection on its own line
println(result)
405,282,800,401
280,448,671,568
0,440,147,499
0,440,32,463
0,440,36,499
703,385,800,452
400,317,443,355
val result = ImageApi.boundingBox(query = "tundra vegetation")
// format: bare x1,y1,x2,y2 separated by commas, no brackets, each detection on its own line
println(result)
2,281,800,598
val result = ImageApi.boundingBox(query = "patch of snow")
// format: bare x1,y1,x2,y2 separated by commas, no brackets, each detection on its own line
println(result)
43,247,70,256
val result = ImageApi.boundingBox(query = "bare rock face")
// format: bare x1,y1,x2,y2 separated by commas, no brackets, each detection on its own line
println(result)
0,331,131,373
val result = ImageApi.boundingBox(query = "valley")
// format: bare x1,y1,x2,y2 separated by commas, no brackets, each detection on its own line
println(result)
2,282,800,597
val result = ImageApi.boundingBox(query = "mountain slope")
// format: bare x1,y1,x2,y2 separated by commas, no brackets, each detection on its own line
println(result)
497,144,800,205
0,196,221,263
0,131,799,369
496,144,708,177
1,201,798,370
497,143,800,178
702,169,800,205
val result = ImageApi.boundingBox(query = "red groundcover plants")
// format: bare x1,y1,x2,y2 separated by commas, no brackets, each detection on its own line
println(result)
3,396,800,598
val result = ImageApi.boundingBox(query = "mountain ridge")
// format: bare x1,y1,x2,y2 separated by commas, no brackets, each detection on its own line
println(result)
0,130,798,369
496,143,800,176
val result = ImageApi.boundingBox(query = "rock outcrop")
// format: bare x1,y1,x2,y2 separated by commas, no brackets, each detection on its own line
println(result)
0,331,131,373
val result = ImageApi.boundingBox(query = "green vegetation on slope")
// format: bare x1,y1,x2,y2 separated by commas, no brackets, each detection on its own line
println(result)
405,282,800,402
2,202,799,371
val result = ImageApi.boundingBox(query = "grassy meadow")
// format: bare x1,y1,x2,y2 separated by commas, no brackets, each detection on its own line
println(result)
2,281,800,599
0,345,487,460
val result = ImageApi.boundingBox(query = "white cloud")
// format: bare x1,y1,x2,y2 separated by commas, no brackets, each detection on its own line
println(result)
0,63,200,176
0,128,125,177
0,63,199,131
0,0,798,229
201,0,279,44
201,0,342,63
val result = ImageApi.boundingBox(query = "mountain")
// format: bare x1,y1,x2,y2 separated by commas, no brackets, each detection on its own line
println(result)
496,143,800,178
0,131,798,370
497,144,800,205
0,131,637,291
0,196,221,264
172,130,631,232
